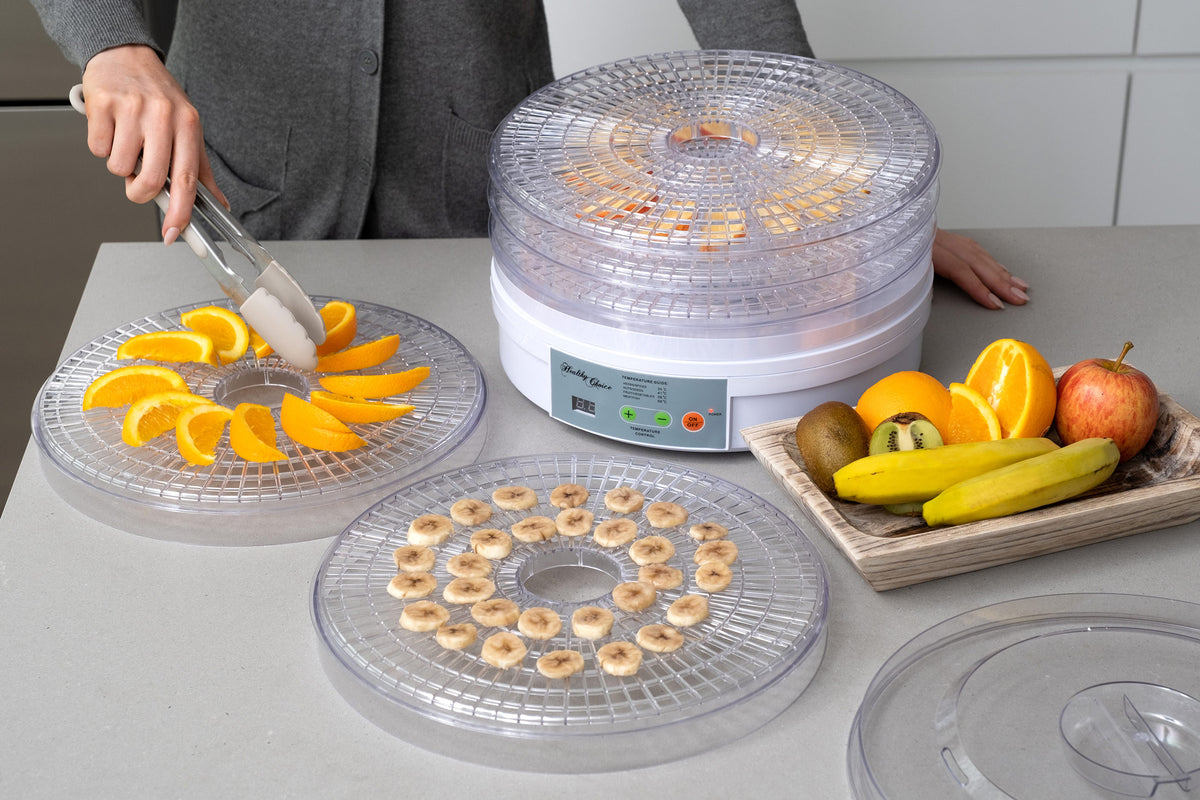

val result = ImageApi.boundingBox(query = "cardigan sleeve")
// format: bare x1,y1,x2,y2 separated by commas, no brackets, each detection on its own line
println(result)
28,0,161,69
676,0,814,59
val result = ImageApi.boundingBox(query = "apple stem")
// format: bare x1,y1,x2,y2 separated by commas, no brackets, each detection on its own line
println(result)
1114,341,1134,370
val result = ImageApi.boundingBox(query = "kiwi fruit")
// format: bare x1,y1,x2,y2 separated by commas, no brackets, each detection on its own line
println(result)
794,400,871,494
869,411,944,455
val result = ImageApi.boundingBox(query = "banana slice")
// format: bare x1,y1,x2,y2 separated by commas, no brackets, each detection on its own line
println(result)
387,571,437,599
593,518,638,547
517,606,563,640
695,560,733,592
571,605,615,639
399,600,450,632
408,513,454,546
492,485,538,511
470,528,513,560
645,501,689,528
435,621,477,650
666,594,709,627
471,597,521,627
511,515,557,543
604,485,645,514
442,576,496,604
612,580,657,612
688,521,729,541
636,623,685,653
446,552,493,578
628,535,675,566
555,507,594,538
638,563,684,590
449,497,493,527
596,640,643,676
537,649,585,679
549,482,589,509
480,632,527,669
393,544,436,573
694,540,738,565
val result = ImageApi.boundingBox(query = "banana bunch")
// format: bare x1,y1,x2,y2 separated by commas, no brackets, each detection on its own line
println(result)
832,437,1119,526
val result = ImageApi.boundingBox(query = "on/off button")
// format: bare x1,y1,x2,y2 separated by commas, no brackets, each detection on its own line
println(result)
681,412,705,432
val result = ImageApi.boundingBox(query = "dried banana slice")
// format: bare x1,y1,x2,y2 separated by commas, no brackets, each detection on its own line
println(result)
636,623,685,653
470,528,513,560
593,518,638,547
511,515,557,543
604,485,645,514
449,497,493,527
537,649,585,679
442,576,496,604
688,521,729,541
393,544,436,573
645,501,689,528
446,552,493,578
694,540,738,565
491,485,538,511
408,513,454,546
571,605,615,639
471,597,521,627
387,572,437,599
517,606,563,640
399,600,450,632
666,594,709,627
596,641,643,676
481,632,527,668
612,580,657,612
435,622,477,650
637,563,684,590
554,507,594,538
549,482,589,509
628,535,675,565
695,560,733,592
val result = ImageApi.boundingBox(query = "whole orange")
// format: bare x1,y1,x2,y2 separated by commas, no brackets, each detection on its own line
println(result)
855,371,952,437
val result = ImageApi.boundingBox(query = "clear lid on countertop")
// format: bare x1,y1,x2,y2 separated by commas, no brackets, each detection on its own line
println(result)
488,50,939,336
848,593,1200,799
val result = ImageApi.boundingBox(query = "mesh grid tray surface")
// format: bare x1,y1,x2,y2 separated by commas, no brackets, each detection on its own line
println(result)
33,297,486,545
312,453,829,772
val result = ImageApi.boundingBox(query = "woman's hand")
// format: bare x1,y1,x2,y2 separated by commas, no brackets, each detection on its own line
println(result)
932,228,1030,309
80,44,227,244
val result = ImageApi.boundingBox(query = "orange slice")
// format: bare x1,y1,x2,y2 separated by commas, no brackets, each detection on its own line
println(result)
944,382,1003,444
121,391,213,447
315,301,358,356
229,402,287,462
82,365,190,410
315,334,400,373
854,370,952,438
116,331,218,366
280,393,367,451
175,403,234,466
308,391,415,424
964,338,1057,438
247,328,273,359
180,305,249,364
317,366,430,399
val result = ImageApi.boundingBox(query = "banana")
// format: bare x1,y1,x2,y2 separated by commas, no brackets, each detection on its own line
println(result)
537,649,585,679
695,560,733,592
393,544,436,573
449,497,493,527
666,594,709,627
471,597,521,627
446,552,492,579
555,507,594,537
470,528,513,559
645,501,689,528
480,632,527,668
491,485,538,511
399,600,450,632
549,482,589,509
387,572,437,599
604,486,645,514
408,513,454,546
688,521,729,541
571,606,615,639
923,437,1120,526
637,624,686,653
832,437,1060,505
638,563,684,590
442,577,495,604
612,580,657,612
435,622,477,650
517,606,563,640
596,641,643,676
511,515,557,543
628,535,675,565
694,540,738,565
593,518,638,547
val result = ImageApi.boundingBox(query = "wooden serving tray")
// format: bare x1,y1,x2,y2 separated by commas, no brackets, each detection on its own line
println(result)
742,392,1200,591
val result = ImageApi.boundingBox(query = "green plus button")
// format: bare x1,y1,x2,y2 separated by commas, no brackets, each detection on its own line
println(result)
654,411,672,427
620,406,638,422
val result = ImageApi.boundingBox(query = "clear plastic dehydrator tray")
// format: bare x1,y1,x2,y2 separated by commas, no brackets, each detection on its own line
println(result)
32,297,486,545
312,453,829,772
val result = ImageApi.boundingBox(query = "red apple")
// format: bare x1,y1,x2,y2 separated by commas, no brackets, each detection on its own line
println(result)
1054,341,1160,462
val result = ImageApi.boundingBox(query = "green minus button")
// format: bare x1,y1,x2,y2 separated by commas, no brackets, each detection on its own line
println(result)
654,411,672,427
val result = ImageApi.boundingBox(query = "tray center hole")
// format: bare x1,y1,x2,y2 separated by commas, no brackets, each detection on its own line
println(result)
669,119,759,158
517,548,622,604
213,366,309,410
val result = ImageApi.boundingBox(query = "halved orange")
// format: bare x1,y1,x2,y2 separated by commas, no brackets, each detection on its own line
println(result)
315,334,400,373
280,393,366,451
855,370,952,438
229,402,287,462
116,330,219,366
247,328,273,359
175,403,234,466
315,301,358,356
181,305,249,364
82,365,190,410
121,391,213,447
317,366,430,399
964,338,1057,438
944,382,1003,444
308,390,415,424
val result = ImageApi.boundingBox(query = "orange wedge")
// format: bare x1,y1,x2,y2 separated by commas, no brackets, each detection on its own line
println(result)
308,391,415,424
175,403,234,466
964,338,1057,438
315,334,400,373
116,330,219,366
181,305,249,364
82,365,190,410
944,382,1003,444
229,402,287,462
121,391,213,447
315,301,358,356
247,328,273,359
855,370,952,438
280,393,366,451
317,366,431,399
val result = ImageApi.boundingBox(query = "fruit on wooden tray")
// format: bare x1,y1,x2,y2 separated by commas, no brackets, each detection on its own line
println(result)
180,305,249,364
944,382,1002,445
922,437,1119,526
964,338,1057,438
855,371,952,439
82,365,189,410
793,400,871,494
868,411,942,455
116,330,219,366
174,403,234,466
229,402,287,462
1055,342,1160,462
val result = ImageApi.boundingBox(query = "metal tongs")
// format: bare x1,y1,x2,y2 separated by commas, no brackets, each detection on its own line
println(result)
69,84,325,370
